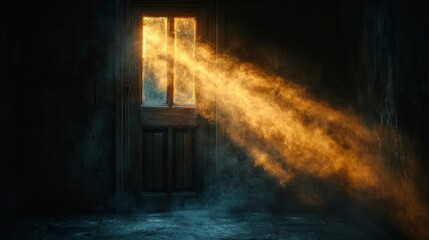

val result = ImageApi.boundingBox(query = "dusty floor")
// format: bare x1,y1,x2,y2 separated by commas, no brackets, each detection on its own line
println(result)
1,210,392,240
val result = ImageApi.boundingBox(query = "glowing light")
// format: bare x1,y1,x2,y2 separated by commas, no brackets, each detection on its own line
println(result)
174,17,196,105
142,21,429,240
142,17,168,105
142,17,196,106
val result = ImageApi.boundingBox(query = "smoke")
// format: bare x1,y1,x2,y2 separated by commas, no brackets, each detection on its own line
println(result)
142,20,429,239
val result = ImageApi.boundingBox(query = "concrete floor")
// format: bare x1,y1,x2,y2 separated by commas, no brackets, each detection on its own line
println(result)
1,210,392,240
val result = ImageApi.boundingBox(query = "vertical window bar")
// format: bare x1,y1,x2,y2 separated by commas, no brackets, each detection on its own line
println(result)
167,16,175,107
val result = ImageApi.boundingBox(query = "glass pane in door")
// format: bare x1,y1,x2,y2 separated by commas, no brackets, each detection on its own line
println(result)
174,17,196,105
142,17,168,105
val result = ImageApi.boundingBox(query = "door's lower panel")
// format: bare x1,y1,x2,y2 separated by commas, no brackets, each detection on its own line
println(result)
141,128,168,192
173,129,195,192
141,127,196,195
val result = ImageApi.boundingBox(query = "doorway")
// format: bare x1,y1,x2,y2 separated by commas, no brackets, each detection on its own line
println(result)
116,0,224,204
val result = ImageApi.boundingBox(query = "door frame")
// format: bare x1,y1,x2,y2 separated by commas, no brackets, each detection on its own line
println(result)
114,0,225,205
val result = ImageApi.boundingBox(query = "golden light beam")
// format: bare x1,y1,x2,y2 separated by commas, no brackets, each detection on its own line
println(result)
142,19,429,240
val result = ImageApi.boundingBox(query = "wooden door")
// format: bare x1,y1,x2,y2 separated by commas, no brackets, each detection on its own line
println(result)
129,2,214,200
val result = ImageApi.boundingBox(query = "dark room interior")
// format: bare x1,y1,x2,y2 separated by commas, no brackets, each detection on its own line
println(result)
1,0,429,239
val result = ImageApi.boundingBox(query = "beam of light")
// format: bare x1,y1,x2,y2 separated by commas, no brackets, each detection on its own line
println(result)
142,18,429,239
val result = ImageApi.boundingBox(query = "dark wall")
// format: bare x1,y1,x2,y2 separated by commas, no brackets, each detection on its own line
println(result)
3,0,117,214
225,0,351,105
352,0,429,186
1,6,16,224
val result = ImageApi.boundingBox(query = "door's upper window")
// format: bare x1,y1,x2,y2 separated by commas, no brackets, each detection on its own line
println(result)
142,16,196,106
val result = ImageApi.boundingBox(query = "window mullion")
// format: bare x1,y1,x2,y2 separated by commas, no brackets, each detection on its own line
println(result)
167,16,175,107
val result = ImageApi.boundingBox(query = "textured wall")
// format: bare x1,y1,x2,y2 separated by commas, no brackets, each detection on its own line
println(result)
346,1,429,236
3,0,117,213
225,0,349,102
1,7,16,225
353,0,429,178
